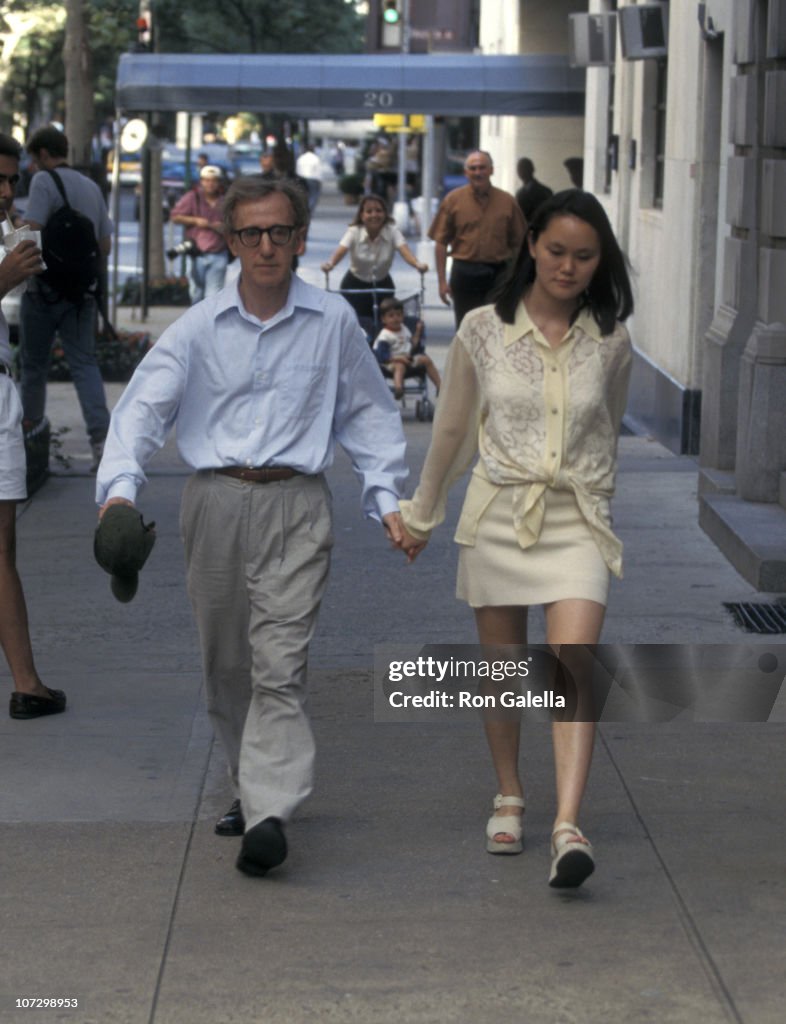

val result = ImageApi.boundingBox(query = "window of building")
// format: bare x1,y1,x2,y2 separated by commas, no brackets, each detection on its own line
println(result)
605,67,617,193
653,58,668,207
603,0,619,193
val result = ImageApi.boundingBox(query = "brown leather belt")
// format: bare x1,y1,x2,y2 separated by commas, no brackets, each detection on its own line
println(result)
215,466,302,484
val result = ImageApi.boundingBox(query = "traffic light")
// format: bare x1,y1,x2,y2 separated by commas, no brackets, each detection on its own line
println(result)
383,1,401,25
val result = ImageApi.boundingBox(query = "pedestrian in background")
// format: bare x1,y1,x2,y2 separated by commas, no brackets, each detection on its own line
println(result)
170,165,228,304
429,150,526,328
564,157,584,189
19,126,113,472
0,132,66,720
397,190,634,889
321,193,427,323
295,145,323,213
96,178,407,879
515,157,553,222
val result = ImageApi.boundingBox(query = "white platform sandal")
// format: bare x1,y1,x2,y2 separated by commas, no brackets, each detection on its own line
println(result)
548,821,595,888
486,794,525,854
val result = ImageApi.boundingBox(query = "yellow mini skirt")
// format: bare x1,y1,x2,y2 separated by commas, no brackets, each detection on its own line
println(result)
456,484,610,608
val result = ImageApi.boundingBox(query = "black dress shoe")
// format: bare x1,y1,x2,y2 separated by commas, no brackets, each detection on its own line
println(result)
215,798,245,836
9,688,67,720
236,818,287,877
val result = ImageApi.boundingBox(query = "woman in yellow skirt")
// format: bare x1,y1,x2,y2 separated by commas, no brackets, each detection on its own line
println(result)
397,190,634,888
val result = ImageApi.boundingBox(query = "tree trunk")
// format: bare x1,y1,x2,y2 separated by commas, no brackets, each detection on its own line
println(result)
63,0,94,173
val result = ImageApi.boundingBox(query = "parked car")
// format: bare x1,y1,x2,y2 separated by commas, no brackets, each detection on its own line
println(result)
133,146,233,219
228,143,263,178
106,147,142,187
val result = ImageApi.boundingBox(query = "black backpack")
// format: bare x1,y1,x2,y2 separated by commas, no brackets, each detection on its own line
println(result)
40,169,100,304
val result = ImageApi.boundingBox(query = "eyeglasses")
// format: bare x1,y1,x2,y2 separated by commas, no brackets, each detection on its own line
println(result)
0,174,21,187
231,224,297,248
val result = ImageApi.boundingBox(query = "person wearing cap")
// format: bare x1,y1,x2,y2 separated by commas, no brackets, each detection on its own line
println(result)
0,131,66,720
96,176,407,878
170,164,228,304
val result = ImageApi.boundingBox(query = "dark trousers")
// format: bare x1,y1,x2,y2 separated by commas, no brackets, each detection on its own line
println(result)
339,270,395,324
449,260,506,328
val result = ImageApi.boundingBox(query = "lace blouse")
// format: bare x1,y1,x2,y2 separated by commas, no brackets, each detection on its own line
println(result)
399,301,632,576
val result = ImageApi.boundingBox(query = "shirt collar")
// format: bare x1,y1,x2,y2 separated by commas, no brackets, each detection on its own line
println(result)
214,273,326,326
503,300,604,348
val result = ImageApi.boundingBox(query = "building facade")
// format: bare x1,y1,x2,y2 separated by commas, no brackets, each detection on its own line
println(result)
478,0,586,195
478,0,786,590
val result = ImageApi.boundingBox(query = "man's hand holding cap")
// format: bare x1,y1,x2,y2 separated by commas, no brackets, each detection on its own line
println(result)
94,504,156,603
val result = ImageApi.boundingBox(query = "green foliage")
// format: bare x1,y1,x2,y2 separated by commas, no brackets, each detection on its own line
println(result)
1,0,366,138
337,172,363,195
88,0,139,120
155,0,365,55
2,30,64,135
1,0,139,133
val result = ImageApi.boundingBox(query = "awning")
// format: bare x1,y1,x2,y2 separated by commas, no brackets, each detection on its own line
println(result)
116,52,585,118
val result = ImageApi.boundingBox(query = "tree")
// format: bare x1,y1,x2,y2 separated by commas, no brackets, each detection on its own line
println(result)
0,4,65,136
154,0,365,55
1,1,139,138
63,0,93,169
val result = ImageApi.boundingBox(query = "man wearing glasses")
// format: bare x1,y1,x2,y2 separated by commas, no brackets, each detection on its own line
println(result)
96,178,407,878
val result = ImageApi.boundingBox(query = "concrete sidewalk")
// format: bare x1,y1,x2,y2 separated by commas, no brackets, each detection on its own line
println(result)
3,188,786,1024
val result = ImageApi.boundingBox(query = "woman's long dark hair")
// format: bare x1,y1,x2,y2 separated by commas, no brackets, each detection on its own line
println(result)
494,190,634,335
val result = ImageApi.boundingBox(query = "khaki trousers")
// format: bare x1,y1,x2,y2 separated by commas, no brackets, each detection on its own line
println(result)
180,471,333,830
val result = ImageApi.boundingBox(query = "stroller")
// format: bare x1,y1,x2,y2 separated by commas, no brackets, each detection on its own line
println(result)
324,270,434,421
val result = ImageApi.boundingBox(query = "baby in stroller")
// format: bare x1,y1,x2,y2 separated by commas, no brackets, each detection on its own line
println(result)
372,297,441,401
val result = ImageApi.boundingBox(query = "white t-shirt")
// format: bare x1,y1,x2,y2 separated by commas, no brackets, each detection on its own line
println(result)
296,150,322,181
374,324,412,360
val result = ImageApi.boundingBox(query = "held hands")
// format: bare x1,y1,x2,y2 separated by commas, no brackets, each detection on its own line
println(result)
382,512,428,564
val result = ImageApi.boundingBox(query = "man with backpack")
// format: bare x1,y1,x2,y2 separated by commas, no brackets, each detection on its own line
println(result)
20,126,112,472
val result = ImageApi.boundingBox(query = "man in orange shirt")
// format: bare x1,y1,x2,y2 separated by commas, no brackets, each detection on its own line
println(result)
429,150,526,327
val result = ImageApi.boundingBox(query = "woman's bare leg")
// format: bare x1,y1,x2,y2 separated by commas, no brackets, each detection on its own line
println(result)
0,502,49,696
474,604,528,843
543,598,605,828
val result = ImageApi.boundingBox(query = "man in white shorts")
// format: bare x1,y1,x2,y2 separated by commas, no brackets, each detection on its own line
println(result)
0,131,66,720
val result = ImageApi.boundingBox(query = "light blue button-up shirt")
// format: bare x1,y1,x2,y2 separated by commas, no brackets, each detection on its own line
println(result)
96,274,407,519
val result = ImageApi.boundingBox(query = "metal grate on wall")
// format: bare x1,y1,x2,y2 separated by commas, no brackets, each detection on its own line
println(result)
724,602,786,635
